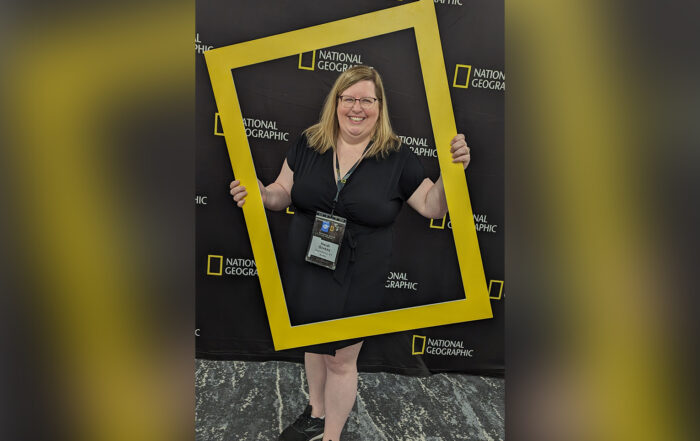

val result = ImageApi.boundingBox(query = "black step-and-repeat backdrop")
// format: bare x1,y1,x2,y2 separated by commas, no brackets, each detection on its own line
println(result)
196,0,503,376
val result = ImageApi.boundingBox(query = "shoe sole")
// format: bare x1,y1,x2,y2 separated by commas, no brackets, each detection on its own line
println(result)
308,435,323,441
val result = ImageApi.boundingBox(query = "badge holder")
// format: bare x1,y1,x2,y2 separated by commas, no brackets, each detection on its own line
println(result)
305,211,347,270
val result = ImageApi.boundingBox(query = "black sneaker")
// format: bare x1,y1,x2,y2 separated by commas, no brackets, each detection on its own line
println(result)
278,405,324,441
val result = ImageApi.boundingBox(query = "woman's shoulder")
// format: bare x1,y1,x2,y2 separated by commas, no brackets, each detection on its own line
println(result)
290,132,315,152
388,143,425,179
298,131,310,144
287,132,326,168
379,142,417,164
298,131,328,151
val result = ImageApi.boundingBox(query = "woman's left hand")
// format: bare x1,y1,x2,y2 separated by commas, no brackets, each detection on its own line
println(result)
450,134,470,170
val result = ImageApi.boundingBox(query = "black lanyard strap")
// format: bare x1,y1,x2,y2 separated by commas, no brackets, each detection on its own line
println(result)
332,142,372,212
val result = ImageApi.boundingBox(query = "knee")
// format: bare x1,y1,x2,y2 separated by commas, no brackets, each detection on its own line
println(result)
324,354,357,376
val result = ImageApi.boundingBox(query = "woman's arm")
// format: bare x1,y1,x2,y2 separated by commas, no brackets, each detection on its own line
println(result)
406,134,470,219
229,159,294,211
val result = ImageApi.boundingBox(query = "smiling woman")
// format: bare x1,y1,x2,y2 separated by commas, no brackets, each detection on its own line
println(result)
336,81,379,141
303,66,401,161
228,65,470,441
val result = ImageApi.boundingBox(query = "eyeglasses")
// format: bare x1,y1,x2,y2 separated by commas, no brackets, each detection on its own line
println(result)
338,95,380,109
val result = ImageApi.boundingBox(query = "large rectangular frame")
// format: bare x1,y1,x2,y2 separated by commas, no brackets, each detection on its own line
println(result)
205,0,493,350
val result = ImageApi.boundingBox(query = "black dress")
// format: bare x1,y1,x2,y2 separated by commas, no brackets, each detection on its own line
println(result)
283,135,425,355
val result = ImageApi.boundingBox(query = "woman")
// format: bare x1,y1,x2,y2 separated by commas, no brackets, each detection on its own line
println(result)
230,66,470,441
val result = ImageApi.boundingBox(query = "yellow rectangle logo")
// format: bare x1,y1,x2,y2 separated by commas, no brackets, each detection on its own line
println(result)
207,255,223,276
412,335,426,354
453,64,472,88
214,113,224,136
488,280,504,299
298,51,316,70
429,214,447,229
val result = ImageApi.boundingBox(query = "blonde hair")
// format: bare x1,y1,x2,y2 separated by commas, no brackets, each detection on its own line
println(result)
303,65,401,159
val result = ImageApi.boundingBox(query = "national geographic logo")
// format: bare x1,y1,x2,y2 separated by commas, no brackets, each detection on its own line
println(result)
430,213,499,233
298,50,363,72
243,118,289,141
453,64,505,91
214,114,290,141
398,0,463,6
472,213,498,233
412,335,474,357
195,33,213,54
399,135,437,158
385,271,419,291
433,0,464,6
206,255,258,277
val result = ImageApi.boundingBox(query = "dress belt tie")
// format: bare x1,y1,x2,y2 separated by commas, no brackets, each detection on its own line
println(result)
347,229,357,264
332,228,357,285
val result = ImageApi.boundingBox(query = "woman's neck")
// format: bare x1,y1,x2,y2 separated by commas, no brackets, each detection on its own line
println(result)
337,131,371,149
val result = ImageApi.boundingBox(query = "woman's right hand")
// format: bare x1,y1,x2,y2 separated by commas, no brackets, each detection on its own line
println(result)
229,179,266,207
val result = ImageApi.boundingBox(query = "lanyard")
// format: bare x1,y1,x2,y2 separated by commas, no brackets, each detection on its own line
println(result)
332,142,372,214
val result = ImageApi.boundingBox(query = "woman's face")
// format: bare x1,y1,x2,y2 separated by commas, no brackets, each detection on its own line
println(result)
336,80,380,142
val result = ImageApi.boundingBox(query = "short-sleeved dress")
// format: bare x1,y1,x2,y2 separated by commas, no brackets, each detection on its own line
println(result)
283,134,425,355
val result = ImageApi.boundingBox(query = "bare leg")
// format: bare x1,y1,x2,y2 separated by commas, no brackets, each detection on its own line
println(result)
321,341,363,441
304,352,327,417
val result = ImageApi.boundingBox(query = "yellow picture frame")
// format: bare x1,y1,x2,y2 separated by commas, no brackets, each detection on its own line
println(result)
204,0,492,350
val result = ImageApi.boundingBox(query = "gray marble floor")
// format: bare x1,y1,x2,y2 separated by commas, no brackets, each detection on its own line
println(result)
196,359,504,441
